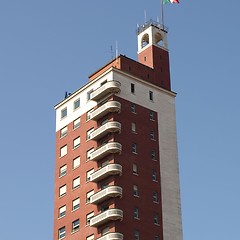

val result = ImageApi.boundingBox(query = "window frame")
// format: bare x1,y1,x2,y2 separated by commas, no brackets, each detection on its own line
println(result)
73,156,80,169
58,226,66,240
59,164,67,177
72,176,80,190
61,108,67,119
73,136,80,149
60,145,67,158
60,126,67,138
149,91,154,101
73,98,80,110
59,185,66,197
72,198,80,211
58,205,66,218
73,117,80,129
72,219,80,233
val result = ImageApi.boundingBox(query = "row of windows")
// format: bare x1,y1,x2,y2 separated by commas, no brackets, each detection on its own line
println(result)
130,83,154,101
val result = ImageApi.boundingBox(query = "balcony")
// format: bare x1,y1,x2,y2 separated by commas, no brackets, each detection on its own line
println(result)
90,186,122,204
90,81,121,101
97,232,124,240
90,164,122,182
90,209,123,227
90,142,122,161
90,121,121,141
90,101,121,121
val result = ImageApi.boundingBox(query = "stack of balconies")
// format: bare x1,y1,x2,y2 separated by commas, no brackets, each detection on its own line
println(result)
89,80,123,239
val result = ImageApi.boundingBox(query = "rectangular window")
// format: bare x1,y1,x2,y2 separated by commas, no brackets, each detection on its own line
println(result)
151,149,156,160
73,137,80,149
153,191,158,202
87,108,94,120
73,118,80,129
73,177,80,189
149,91,153,101
131,103,136,113
101,204,109,212
86,212,94,225
72,219,80,233
87,148,94,160
133,164,138,175
87,89,93,101
86,169,94,182
60,145,67,157
102,227,110,235
58,205,66,218
58,226,66,239
134,230,140,240
150,130,155,140
132,122,136,133
101,160,109,167
72,198,80,211
60,126,67,138
133,185,139,197
59,165,67,177
86,190,94,203
73,156,80,169
87,128,94,140
134,207,139,219
131,83,135,93
154,213,159,225
61,108,67,119
59,185,66,197
74,99,80,110
150,111,155,120
132,143,137,154
87,235,95,240
152,170,157,181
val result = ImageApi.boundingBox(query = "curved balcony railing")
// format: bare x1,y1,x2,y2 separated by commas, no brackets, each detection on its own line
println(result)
90,209,123,227
90,186,122,204
90,142,122,161
90,101,121,121
96,232,124,240
90,81,121,101
90,164,122,182
90,121,121,140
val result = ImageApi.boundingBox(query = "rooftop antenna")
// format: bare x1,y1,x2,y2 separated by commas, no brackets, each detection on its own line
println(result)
110,45,114,60
116,40,118,59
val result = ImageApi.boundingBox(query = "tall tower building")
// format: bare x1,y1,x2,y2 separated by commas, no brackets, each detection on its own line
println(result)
54,20,182,240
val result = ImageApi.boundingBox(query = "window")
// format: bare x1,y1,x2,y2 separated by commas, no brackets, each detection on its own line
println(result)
58,205,66,218
154,213,159,225
87,234,94,240
149,91,153,101
132,122,136,133
150,111,155,120
59,185,66,197
101,80,107,86
60,126,67,138
133,164,138,175
72,177,80,189
87,148,94,160
74,99,80,110
150,130,155,140
154,236,160,240
72,219,80,233
131,103,136,113
73,156,80,169
133,185,139,197
87,128,94,140
101,160,109,167
134,207,139,219
152,170,157,181
86,190,94,203
134,230,140,240
132,143,137,154
101,182,108,190
73,137,80,149
102,227,110,235
59,165,67,177
86,169,94,182
131,83,135,93
61,108,67,119
86,212,94,225
60,145,67,157
101,204,109,212
72,198,80,211
87,109,94,120
73,118,80,129
153,191,158,202
87,89,93,101
58,226,66,239
151,149,156,160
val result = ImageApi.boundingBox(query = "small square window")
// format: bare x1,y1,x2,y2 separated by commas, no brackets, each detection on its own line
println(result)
59,165,67,177
154,213,159,225
151,149,156,160
73,137,80,149
72,198,80,211
131,83,135,93
150,111,155,120
132,123,136,133
74,99,80,110
72,219,80,233
132,143,137,154
86,190,94,203
134,207,139,219
86,169,94,182
153,191,158,202
73,118,80,129
149,91,153,101
86,212,94,225
61,108,67,119
152,170,157,181
150,130,155,140
60,145,67,157
133,185,139,197
73,156,80,169
60,126,67,138
58,205,66,218
131,103,136,113
73,177,80,189
59,185,66,197
133,164,138,175
58,226,66,239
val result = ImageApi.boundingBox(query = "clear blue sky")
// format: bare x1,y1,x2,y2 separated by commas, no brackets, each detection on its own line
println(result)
0,1,239,239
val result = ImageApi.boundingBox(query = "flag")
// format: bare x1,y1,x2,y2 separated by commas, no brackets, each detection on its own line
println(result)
163,0,179,4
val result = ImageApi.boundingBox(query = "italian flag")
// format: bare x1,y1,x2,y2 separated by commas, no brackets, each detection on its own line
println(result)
163,0,180,4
